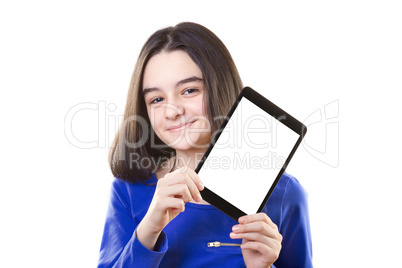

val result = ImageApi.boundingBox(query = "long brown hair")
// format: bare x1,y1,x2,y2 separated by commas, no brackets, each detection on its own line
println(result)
109,22,243,183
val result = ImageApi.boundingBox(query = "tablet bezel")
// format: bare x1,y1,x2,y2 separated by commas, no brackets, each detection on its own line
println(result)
195,87,307,221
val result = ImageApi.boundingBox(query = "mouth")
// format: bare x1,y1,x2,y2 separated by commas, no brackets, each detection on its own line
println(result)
167,121,195,132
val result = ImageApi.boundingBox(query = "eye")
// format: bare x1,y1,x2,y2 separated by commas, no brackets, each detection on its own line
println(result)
183,88,198,95
150,97,164,104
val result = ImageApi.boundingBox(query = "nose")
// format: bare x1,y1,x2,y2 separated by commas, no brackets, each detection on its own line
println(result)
163,102,184,119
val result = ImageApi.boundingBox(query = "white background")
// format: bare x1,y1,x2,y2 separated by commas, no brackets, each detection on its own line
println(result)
1,1,401,267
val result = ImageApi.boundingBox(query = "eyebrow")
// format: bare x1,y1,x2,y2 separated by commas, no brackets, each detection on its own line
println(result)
143,76,204,96
176,76,204,86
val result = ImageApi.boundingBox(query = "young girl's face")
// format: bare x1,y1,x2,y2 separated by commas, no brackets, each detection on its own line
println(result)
142,50,211,153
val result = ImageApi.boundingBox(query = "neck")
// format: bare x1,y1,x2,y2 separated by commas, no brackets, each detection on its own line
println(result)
155,148,207,180
174,148,206,170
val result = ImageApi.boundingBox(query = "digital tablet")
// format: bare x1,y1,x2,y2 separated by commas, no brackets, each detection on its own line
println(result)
195,87,307,221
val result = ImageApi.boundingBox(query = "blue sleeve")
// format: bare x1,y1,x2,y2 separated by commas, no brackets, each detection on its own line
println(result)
274,177,313,268
98,179,168,268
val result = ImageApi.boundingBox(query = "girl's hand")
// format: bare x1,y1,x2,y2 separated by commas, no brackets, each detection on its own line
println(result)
136,167,204,250
230,213,282,268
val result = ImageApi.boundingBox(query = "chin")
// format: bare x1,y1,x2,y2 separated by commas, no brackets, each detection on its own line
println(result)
169,141,209,152
167,136,210,151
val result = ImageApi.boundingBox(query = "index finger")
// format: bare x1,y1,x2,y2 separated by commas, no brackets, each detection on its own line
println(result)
179,166,204,191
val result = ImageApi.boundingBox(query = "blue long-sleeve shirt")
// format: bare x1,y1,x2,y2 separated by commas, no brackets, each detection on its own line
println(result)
98,173,313,267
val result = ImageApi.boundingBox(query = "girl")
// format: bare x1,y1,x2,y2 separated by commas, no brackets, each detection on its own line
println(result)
98,22,313,268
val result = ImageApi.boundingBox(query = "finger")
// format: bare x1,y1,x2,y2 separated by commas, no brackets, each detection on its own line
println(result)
230,232,281,252
230,231,270,245
180,171,203,202
232,221,282,241
162,184,193,203
238,213,278,230
165,197,186,214
160,171,202,202
241,241,280,262
171,168,203,200
153,194,186,213
179,167,204,191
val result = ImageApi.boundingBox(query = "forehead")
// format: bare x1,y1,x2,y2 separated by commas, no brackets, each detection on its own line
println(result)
142,50,203,90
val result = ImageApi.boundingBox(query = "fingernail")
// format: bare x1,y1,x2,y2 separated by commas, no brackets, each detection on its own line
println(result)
197,194,202,202
232,225,239,232
199,182,204,191
238,217,246,224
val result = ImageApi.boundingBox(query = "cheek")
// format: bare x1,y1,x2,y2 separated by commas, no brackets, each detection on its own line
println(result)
192,109,212,133
148,108,169,137
147,108,159,130
196,96,208,117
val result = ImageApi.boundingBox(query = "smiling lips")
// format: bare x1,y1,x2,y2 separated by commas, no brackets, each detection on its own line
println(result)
167,121,195,132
